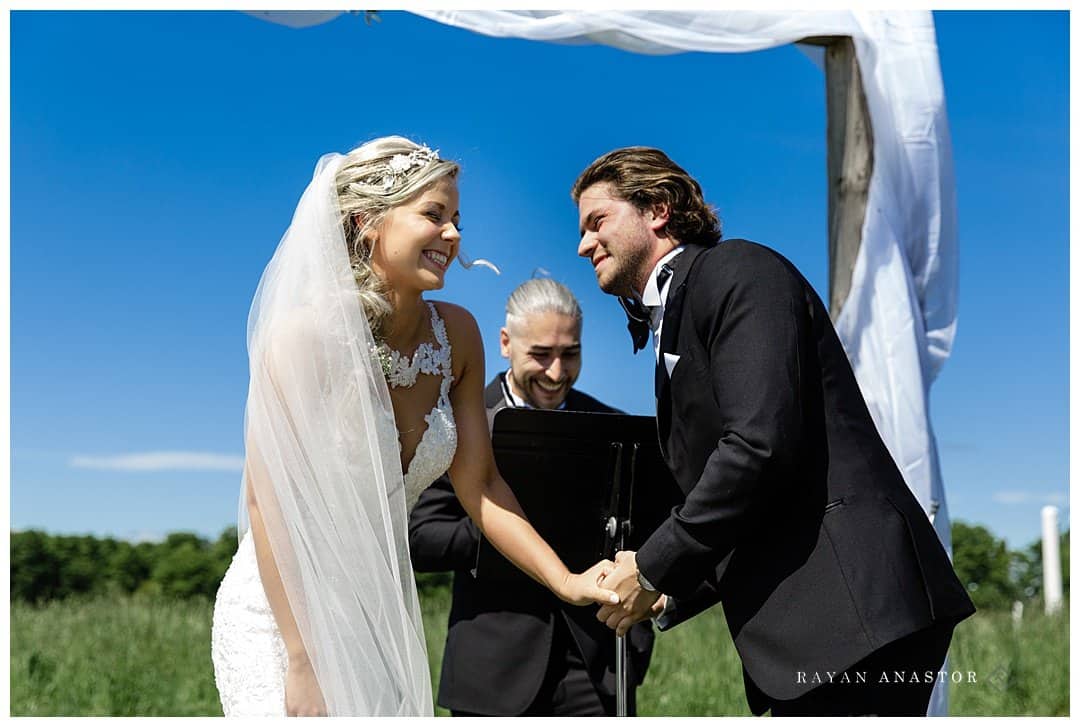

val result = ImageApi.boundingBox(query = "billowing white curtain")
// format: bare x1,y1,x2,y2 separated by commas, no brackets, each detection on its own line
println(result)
254,9,959,716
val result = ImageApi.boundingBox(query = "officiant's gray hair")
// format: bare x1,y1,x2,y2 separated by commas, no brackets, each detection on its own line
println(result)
505,278,583,335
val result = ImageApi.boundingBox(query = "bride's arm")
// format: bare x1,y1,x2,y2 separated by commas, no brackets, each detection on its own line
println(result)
241,326,330,716
441,303,618,606
245,452,328,717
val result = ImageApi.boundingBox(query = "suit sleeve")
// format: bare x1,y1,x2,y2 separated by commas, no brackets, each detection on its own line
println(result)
408,473,481,573
655,581,723,631
637,249,806,598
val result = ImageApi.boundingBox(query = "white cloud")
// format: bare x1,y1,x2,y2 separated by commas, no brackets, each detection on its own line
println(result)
70,451,244,472
121,530,167,544
991,490,1069,506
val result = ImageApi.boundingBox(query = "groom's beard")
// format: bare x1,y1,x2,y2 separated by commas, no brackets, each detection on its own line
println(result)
598,243,653,299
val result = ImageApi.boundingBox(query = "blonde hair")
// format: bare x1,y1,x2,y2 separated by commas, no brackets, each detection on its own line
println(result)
335,136,459,337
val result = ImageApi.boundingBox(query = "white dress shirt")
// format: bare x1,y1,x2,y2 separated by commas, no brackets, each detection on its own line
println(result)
640,246,685,366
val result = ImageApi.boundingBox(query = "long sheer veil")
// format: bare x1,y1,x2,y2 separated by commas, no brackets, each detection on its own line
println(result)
237,153,432,715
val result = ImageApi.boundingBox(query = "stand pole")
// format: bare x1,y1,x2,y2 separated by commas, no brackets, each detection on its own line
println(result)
616,636,628,716
614,443,640,717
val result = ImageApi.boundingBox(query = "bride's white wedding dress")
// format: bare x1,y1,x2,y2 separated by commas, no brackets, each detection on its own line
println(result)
212,302,458,716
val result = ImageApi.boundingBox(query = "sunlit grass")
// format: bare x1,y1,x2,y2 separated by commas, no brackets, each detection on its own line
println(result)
10,592,1068,716
11,595,221,716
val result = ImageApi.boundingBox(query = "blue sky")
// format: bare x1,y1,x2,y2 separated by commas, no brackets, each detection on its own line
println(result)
10,11,1069,548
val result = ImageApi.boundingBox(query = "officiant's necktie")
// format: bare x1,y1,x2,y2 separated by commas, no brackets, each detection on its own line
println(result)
620,263,674,354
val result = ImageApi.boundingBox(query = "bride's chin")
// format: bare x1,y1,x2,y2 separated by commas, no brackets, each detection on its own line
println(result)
417,270,447,290
382,270,445,295
413,278,444,292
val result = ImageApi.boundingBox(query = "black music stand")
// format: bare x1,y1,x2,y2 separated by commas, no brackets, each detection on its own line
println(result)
473,407,681,716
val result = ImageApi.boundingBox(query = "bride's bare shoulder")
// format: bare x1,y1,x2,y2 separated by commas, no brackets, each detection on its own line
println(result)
251,306,338,379
431,300,475,328
255,307,318,351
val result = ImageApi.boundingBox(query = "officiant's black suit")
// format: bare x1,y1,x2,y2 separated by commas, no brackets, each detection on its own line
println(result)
637,239,975,715
409,374,655,716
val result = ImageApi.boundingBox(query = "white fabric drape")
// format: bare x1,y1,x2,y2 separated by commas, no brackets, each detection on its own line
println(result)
240,153,432,715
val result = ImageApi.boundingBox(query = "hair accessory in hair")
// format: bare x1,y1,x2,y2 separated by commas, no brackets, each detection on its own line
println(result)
380,145,440,190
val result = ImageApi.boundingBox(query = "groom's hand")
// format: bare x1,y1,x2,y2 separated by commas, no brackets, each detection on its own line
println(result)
595,550,660,637
557,559,620,606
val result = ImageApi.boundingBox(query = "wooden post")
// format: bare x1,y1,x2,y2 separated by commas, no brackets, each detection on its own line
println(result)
801,36,874,321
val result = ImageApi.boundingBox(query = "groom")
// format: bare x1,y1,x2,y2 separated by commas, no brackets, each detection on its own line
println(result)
572,147,975,716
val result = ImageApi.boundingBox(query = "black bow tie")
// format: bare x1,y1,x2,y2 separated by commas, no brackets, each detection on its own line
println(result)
619,297,651,354
620,263,674,354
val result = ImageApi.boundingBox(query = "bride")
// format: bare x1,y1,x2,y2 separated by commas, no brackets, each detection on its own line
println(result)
210,137,617,716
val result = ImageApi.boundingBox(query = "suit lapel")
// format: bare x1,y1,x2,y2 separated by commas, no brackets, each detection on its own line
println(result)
485,374,510,431
485,374,507,410
656,244,708,448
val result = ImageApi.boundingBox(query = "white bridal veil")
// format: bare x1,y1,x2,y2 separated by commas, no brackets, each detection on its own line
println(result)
238,153,432,715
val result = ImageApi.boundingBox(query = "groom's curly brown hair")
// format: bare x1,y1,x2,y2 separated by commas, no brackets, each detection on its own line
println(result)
571,146,721,247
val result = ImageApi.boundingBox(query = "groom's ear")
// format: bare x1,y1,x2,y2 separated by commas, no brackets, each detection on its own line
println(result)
647,202,671,233
499,327,512,359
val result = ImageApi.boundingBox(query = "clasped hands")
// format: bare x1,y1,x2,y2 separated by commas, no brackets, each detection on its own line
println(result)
594,550,665,637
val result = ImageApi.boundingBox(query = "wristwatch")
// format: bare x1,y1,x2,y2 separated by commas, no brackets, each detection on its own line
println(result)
637,570,658,593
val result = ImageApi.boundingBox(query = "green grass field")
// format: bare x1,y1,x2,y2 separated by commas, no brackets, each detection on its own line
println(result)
10,591,1068,716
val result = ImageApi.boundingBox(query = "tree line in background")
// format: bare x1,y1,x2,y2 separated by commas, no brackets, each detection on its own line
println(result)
11,528,239,602
9,521,1068,610
10,527,451,604
951,521,1069,611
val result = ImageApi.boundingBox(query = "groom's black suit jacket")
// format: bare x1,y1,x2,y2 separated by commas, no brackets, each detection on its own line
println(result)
409,374,655,715
636,240,974,714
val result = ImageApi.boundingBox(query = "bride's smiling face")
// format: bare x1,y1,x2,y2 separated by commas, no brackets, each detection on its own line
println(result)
371,177,461,293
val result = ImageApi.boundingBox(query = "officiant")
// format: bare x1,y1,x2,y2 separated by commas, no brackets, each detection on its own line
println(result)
409,278,655,716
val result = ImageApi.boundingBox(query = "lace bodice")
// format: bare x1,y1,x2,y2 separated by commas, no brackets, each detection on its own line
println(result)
396,302,457,511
